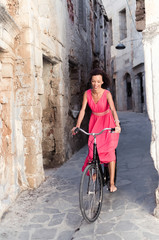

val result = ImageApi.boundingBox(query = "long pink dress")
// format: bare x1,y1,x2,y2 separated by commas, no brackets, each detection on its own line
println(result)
82,89,119,171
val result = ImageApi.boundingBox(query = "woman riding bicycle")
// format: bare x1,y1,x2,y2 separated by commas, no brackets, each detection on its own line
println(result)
72,68,121,193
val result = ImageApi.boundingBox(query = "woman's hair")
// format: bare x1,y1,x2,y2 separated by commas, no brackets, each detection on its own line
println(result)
88,68,110,89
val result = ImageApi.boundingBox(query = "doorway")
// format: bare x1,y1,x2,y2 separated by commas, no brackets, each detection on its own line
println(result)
125,73,132,110
112,78,117,108
39,57,56,167
138,73,144,112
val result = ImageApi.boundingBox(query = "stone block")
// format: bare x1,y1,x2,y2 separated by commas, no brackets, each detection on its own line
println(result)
20,27,34,44
17,44,32,60
53,127,64,140
2,135,12,154
15,58,33,78
1,105,12,133
16,88,37,106
42,138,55,153
70,82,80,95
54,139,65,154
37,76,44,95
0,92,8,104
34,47,42,68
136,20,145,32
25,154,43,175
18,74,34,88
1,63,13,78
48,94,66,108
20,105,42,120
26,172,45,188
23,58,34,75
22,120,42,138
31,228,57,240
0,77,12,91
24,136,42,155
41,34,57,58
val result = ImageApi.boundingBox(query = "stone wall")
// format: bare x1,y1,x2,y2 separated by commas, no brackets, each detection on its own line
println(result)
0,1,45,218
63,0,109,158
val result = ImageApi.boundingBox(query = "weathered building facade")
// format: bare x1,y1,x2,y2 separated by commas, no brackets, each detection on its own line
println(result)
0,0,109,219
103,0,146,112
136,0,159,217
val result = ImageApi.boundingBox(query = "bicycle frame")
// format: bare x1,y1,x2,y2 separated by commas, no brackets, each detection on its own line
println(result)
92,141,107,187
75,127,115,186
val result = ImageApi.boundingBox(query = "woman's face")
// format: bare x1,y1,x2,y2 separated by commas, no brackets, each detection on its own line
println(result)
91,75,103,91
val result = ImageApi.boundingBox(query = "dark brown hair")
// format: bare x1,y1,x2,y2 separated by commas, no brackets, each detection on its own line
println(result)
89,68,110,89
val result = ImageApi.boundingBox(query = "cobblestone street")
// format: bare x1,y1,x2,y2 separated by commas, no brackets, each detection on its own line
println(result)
0,112,159,240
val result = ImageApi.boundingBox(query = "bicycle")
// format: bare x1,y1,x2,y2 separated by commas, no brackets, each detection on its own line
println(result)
74,127,116,223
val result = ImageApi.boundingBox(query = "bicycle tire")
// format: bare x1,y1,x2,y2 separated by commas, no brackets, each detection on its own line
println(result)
79,164,103,223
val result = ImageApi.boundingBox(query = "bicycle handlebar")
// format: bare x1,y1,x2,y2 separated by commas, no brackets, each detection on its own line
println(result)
74,127,115,136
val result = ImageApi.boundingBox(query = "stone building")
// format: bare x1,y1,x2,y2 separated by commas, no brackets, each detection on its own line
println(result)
103,0,146,112
0,1,109,219
136,0,159,217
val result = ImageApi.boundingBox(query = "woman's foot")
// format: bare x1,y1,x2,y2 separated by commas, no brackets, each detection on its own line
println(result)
110,184,117,193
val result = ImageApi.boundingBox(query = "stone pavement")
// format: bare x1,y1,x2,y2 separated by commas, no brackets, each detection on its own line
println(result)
0,111,159,240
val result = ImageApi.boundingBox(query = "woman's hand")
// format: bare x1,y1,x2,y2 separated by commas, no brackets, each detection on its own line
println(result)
71,127,78,135
115,126,121,133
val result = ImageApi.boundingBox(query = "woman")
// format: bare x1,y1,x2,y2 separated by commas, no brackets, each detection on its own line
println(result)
72,68,121,192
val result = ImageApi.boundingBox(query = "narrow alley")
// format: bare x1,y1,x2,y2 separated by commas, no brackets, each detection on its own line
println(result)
0,111,158,240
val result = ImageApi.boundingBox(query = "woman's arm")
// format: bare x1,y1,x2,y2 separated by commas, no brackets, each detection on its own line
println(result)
72,91,88,134
107,91,121,132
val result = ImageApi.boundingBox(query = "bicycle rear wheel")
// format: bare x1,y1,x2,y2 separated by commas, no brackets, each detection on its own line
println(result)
79,164,103,223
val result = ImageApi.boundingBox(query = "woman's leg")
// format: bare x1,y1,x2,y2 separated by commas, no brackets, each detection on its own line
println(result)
108,160,117,192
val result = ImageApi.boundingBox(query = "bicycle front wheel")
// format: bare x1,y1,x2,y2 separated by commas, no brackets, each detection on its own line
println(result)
79,164,103,223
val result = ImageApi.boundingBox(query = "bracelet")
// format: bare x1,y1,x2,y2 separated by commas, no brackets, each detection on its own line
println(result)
114,119,120,123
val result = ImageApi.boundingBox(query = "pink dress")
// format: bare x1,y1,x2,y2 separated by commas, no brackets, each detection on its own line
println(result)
82,89,119,171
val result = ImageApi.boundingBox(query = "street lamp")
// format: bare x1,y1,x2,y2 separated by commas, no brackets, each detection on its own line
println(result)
115,38,142,50
115,43,126,50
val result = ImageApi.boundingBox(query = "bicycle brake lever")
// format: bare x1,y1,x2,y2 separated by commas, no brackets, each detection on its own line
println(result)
74,127,79,134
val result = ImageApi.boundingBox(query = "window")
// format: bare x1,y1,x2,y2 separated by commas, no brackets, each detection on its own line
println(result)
93,1,100,55
119,9,127,40
78,0,87,30
109,19,113,45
